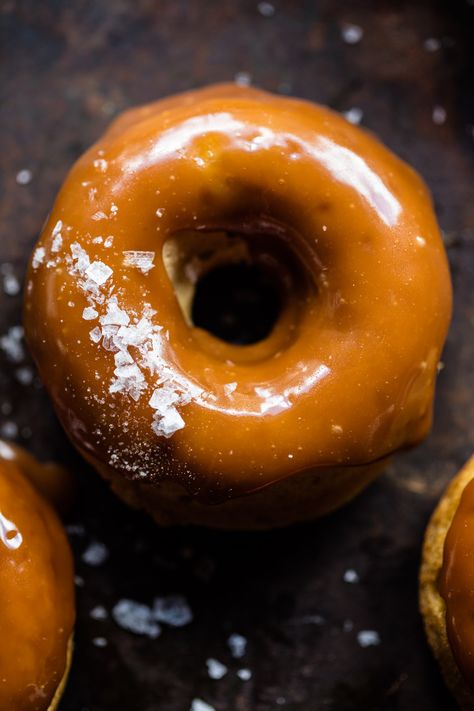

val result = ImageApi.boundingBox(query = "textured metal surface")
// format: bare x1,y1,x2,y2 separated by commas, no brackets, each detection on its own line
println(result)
1,1,473,709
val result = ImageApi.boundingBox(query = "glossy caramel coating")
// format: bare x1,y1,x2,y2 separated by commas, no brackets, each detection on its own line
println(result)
0,443,75,710
420,457,474,710
24,84,451,526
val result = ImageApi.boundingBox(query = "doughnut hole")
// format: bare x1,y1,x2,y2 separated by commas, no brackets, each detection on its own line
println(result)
162,227,316,351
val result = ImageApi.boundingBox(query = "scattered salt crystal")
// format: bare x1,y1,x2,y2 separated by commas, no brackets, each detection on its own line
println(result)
235,71,252,87
100,300,130,326
152,407,185,438
92,636,108,648
432,105,447,125
155,208,165,218
424,37,441,52
357,630,381,647
82,541,109,566
0,421,18,439
15,367,33,385
83,307,99,321
16,169,32,185
343,107,363,125
153,595,193,627
51,234,63,252
224,382,237,396
341,23,363,44
149,386,180,414
89,327,102,343
70,243,90,274
0,326,24,362
32,247,45,269
90,605,108,620
3,273,20,296
93,158,108,172
343,568,359,583
104,236,114,248
85,261,113,285
112,599,161,639
331,424,343,434
191,701,215,711
92,211,108,221
110,203,118,215
257,1,275,17
206,658,228,680
228,633,247,659
123,250,156,274
237,668,252,681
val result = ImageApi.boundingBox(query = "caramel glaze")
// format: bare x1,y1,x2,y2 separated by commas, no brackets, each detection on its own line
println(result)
440,473,474,690
0,444,74,710
24,84,452,503
0,440,76,514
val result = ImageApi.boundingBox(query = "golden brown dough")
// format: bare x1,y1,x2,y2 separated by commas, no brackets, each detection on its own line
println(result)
420,456,474,710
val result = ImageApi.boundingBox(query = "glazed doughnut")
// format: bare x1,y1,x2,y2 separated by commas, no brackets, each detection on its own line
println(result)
0,440,75,710
24,84,452,528
420,456,474,709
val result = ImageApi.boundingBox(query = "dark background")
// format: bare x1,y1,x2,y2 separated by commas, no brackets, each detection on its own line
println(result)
1,1,473,709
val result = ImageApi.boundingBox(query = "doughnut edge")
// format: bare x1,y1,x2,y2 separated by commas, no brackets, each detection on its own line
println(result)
419,457,474,710
47,635,74,711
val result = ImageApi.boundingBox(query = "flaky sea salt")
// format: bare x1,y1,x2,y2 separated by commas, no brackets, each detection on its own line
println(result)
424,37,441,52
257,1,275,17
83,307,99,321
343,107,363,125
112,599,161,639
228,633,247,659
357,630,381,647
153,595,193,627
343,568,359,583
3,273,20,296
151,407,185,438
32,247,45,269
85,261,113,285
16,169,32,185
237,668,252,681
191,701,215,711
82,541,109,566
235,71,252,87
206,658,228,680
224,382,237,396
90,605,108,620
0,326,25,362
341,23,363,44
432,105,447,125
89,327,102,343
123,250,156,274
92,636,108,648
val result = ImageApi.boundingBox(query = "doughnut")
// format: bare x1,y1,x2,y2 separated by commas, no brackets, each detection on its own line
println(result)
420,456,474,709
0,440,75,710
24,84,452,528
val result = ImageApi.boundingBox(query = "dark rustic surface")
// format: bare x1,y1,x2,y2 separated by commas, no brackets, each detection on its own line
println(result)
1,1,473,709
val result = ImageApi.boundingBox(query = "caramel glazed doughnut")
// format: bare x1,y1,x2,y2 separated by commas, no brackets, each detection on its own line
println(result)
25,84,452,529
420,457,474,709
0,440,75,711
